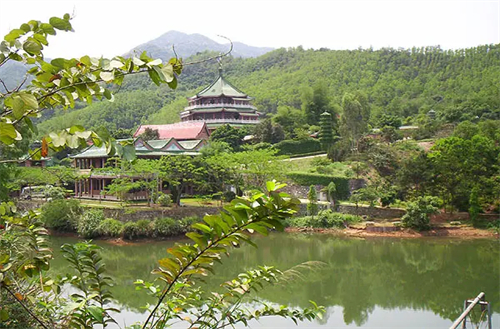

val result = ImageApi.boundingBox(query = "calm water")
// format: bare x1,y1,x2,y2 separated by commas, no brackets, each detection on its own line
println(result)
49,234,499,328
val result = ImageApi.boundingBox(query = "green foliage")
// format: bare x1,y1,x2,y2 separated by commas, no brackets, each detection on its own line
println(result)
139,127,159,141
287,172,350,199
380,125,402,143
401,196,441,230
156,193,172,207
122,220,152,240
209,124,246,150
77,209,105,238
0,14,182,160
60,242,117,328
274,138,321,155
468,187,481,226
307,185,318,216
340,91,370,150
302,80,336,126
40,199,82,231
252,118,285,144
377,114,402,128
272,105,307,139
97,218,124,238
286,210,362,228
153,217,182,237
43,185,67,199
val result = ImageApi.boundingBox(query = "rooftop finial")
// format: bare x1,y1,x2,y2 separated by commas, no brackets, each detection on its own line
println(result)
217,55,223,77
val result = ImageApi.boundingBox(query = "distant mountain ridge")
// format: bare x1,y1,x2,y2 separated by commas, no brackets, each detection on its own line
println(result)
123,30,274,59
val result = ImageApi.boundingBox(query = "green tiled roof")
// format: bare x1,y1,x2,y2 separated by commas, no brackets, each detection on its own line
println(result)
71,138,203,159
178,140,203,150
146,139,171,149
196,73,248,98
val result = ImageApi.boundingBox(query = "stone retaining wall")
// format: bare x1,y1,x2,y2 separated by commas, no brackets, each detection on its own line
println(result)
102,206,220,222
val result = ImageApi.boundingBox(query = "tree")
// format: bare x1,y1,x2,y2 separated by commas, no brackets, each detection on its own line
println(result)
325,181,338,211
139,127,159,141
302,80,336,125
339,92,370,151
253,118,285,144
273,105,307,139
157,155,206,205
401,196,440,230
209,124,245,150
307,185,318,216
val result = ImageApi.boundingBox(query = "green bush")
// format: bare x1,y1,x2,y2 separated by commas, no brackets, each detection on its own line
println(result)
287,172,350,199
157,193,172,207
179,216,199,233
401,196,440,231
153,217,182,237
286,210,361,228
98,218,124,237
275,138,321,155
123,220,153,240
40,199,82,231
77,209,105,238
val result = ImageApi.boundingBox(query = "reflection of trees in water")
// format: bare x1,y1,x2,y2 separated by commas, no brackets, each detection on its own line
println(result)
49,234,499,326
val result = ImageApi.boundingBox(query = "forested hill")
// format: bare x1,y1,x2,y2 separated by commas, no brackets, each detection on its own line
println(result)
37,44,500,135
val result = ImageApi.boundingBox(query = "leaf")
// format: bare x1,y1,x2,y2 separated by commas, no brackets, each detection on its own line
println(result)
0,309,8,321
49,17,72,31
40,23,56,35
99,71,114,82
51,58,67,68
161,64,174,82
23,39,42,55
0,122,17,139
87,306,104,323
109,59,123,69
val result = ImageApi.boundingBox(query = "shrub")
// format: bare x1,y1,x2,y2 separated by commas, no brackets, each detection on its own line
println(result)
77,209,105,238
401,196,440,231
123,220,153,240
43,186,67,200
179,216,199,233
275,138,321,155
98,218,124,237
286,210,361,228
157,193,172,207
153,217,182,237
40,199,82,231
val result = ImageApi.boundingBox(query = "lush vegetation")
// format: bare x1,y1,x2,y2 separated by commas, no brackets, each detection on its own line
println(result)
286,210,362,229
36,44,500,137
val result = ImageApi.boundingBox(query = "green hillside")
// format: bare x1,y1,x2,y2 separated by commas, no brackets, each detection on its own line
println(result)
38,44,500,135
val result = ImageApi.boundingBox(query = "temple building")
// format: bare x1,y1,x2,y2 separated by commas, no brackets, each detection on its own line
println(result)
71,137,205,200
180,68,260,133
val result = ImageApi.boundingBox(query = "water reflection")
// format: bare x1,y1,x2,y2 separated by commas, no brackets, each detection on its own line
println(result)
49,234,499,327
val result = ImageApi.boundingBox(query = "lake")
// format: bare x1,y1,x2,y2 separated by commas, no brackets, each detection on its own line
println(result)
49,233,499,328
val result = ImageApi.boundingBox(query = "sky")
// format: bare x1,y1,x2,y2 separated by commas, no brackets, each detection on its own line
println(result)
0,0,498,59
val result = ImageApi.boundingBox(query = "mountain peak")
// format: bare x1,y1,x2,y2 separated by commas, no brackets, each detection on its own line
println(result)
124,31,273,59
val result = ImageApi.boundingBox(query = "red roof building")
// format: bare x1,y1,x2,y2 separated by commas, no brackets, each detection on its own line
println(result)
133,121,210,141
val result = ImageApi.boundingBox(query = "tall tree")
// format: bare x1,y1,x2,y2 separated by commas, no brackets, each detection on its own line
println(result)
339,92,370,151
302,81,336,125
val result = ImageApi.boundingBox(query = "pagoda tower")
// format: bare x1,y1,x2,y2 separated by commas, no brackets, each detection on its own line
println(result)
180,68,260,133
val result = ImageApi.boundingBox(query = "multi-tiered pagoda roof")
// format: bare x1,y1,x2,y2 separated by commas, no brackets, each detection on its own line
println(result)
180,69,260,132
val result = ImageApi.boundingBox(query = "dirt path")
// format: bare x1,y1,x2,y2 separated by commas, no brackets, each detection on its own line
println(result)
286,226,499,239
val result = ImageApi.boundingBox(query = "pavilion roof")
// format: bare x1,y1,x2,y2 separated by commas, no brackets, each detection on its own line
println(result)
190,69,249,99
